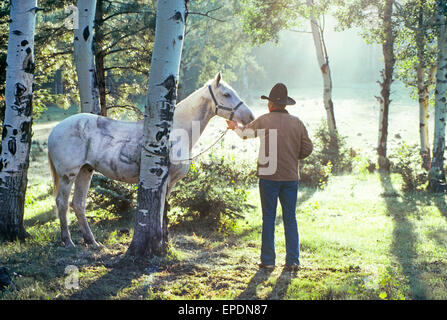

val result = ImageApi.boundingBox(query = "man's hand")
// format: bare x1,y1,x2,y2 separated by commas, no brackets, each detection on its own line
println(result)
226,120,238,130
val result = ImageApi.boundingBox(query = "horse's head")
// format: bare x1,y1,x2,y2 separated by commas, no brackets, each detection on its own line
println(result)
207,72,255,125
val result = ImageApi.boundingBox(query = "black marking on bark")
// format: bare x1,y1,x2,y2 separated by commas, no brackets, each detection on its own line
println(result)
156,128,169,142
2,126,8,140
74,36,79,41
157,75,177,110
171,11,183,22
20,121,32,143
15,83,26,97
12,94,33,117
8,137,16,155
0,160,2,172
150,167,164,177
442,97,446,103
21,40,28,46
178,35,183,40
160,101,174,122
23,48,35,74
157,75,176,92
12,30,23,36
83,26,90,41
12,129,18,135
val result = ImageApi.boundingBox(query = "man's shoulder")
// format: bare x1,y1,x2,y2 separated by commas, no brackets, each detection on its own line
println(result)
285,113,305,126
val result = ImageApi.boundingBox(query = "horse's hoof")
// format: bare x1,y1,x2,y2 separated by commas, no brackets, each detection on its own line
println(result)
64,241,76,249
88,241,103,250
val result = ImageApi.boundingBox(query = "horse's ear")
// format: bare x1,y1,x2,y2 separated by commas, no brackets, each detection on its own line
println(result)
215,72,222,87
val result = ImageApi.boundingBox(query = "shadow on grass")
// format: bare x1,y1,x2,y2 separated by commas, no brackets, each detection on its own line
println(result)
67,256,145,300
266,268,295,299
24,208,57,227
236,268,273,299
379,171,427,299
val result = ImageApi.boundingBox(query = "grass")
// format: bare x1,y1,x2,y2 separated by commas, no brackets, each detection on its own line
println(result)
1,108,447,300
2,161,447,299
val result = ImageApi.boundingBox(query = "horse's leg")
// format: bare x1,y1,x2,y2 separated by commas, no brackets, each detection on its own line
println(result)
70,165,100,248
56,174,76,248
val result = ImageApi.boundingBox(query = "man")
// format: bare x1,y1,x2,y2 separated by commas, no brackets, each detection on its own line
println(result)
226,83,313,271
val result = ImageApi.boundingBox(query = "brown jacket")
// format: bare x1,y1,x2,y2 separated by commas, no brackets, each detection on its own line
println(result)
235,110,313,181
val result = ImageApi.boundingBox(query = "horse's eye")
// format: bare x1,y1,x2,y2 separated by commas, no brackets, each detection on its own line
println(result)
223,93,231,98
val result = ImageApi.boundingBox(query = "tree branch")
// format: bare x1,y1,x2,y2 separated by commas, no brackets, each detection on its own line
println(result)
188,6,225,22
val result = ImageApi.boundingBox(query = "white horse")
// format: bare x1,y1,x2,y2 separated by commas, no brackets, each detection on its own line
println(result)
48,73,255,248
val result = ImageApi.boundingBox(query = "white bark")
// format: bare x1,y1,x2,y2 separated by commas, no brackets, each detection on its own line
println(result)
417,61,432,170
430,1,447,189
0,0,37,239
74,0,100,115
127,0,186,257
307,0,336,137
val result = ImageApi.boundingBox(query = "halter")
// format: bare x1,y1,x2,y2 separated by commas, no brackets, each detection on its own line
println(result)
208,85,244,121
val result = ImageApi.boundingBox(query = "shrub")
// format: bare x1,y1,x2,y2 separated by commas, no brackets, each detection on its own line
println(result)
169,151,255,231
87,174,137,214
300,120,354,187
389,142,428,192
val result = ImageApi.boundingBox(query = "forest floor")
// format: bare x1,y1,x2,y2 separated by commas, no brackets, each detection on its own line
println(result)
1,84,447,300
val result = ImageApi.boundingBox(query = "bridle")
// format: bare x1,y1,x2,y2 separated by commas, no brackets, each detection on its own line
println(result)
208,85,244,121
143,86,244,162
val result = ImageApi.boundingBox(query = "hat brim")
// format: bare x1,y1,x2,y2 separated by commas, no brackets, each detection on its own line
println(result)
261,95,296,106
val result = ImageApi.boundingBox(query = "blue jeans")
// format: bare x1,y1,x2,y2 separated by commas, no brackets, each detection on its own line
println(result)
259,178,300,266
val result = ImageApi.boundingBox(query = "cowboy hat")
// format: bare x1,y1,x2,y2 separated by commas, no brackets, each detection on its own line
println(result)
261,83,296,106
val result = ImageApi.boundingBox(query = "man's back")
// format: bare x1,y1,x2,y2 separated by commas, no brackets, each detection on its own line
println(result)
236,109,313,181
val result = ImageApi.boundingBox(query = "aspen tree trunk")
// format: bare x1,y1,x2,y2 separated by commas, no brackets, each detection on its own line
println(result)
307,0,337,142
429,0,447,192
376,0,395,172
74,0,100,115
415,18,431,171
94,0,107,117
0,0,37,240
127,0,187,258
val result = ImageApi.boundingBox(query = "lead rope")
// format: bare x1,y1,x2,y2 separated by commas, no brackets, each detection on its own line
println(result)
143,85,240,161
142,128,229,162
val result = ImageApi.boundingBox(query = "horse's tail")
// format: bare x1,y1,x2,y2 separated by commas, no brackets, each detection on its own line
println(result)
48,152,59,198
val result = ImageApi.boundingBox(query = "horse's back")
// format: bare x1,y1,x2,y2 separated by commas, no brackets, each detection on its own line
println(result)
48,113,144,183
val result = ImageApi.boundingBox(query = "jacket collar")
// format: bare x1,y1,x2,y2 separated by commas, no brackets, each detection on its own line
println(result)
270,109,289,114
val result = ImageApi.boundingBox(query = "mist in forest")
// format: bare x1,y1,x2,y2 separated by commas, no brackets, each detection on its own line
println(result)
246,16,383,92
217,15,428,155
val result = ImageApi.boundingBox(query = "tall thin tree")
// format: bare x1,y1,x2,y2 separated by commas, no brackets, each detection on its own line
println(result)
127,0,187,258
74,0,101,115
307,0,337,141
429,0,447,192
377,0,396,172
0,0,38,240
